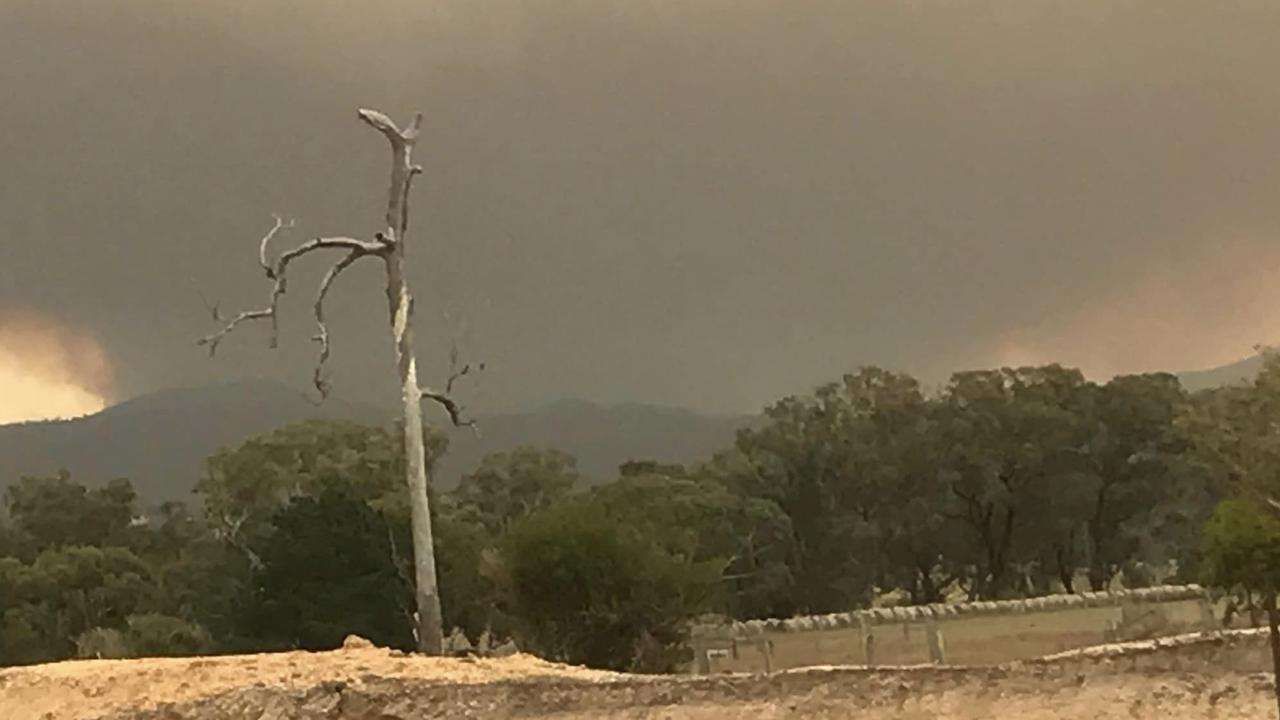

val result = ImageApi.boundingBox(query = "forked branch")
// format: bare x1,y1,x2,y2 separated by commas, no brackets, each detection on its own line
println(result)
311,248,373,397
196,289,223,323
357,109,424,146
420,340,485,431
420,387,476,430
358,108,424,244
196,220,385,357
259,215,296,276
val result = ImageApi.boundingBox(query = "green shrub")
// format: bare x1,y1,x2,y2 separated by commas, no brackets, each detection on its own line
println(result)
125,613,212,657
498,501,719,672
74,627,131,659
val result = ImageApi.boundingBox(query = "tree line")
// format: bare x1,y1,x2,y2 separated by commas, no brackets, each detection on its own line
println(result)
4,357,1280,671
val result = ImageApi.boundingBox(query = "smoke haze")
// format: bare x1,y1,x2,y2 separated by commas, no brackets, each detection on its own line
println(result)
0,310,113,422
2,1,1279,416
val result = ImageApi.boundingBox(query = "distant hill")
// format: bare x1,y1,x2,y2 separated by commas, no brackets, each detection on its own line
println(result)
1175,354,1265,392
0,381,750,505
436,399,751,492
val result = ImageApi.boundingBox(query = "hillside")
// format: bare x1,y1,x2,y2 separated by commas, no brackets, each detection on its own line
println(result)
0,381,749,504
2,355,1260,505
1175,353,1265,391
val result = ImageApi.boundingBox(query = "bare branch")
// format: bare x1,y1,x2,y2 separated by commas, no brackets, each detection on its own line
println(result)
197,219,386,356
216,512,264,571
311,248,375,398
197,307,274,357
357,109,423,143
259,215,296,276
280,236,386,260
443,323,486,394
196,288,223,323
445,363,471,394
358,109,424,243
421,337,485,431
358,109,404,144
421,387,479,433
404,112,424,141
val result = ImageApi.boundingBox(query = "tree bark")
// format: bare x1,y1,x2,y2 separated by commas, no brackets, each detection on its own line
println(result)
390,257,444,654
364,110,445,655
1055,540,1076,593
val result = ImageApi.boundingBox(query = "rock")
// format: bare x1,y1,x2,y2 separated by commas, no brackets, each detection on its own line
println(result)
444,628,474,654
491,639,520,657
342,635,375,650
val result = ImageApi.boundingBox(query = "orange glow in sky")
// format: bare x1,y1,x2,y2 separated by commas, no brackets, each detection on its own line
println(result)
0,312,112,424
983,241,1280,380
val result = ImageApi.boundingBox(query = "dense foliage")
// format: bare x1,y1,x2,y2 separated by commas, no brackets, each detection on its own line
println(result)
4,356,1280,670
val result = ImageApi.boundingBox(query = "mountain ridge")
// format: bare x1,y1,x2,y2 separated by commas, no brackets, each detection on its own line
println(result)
1,354,1263,505
0,379,749,504
1174,354,1264,392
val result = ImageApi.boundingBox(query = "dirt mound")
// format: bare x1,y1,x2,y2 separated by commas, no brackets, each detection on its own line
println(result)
100,664,1280,720
0,639,619,720
3,631,1277,720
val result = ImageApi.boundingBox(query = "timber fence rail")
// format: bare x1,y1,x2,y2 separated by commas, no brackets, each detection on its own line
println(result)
690,584,1216,674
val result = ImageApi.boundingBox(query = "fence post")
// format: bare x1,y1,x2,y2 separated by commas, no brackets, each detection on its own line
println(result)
691,631,710,675
859,615,876,667
925,618,946,664
1199,596,1219,632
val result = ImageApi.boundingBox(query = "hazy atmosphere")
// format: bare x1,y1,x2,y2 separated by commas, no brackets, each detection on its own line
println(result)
13,5,1280,718
3,0,1280,420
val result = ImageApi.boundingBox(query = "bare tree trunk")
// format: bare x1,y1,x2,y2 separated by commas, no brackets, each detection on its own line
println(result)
198,109,481,655
367,109,444,655
388,260,443,654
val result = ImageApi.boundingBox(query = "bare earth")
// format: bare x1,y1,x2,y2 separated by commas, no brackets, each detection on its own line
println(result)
2,632,1276,719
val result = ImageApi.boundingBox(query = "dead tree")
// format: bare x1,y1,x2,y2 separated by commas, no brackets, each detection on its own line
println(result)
198,109,474,654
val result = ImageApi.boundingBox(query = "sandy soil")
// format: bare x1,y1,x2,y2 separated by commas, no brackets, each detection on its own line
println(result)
0,636,619,720
2,633,1276,719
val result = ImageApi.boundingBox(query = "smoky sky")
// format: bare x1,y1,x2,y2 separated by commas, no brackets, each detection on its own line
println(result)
2,0,1279,415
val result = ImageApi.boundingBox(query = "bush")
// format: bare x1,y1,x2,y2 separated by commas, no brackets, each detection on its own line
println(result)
498,501,719,672
434,512,508,645
1200,498,1280,590
125,613,212,657
244,483,415,651
1,608,56,665
74,627,131,659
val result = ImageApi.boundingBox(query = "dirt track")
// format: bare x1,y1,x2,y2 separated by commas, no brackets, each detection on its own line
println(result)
2,632,1276,719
